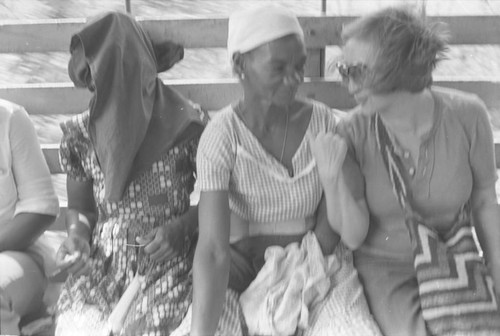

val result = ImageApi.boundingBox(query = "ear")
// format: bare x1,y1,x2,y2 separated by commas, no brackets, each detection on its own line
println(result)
232,52,245,78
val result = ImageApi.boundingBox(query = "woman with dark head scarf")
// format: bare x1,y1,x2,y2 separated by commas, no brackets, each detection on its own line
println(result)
54,11,207,336
326,6,500,335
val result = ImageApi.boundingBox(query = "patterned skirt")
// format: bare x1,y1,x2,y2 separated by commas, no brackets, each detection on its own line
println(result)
56,217,195,336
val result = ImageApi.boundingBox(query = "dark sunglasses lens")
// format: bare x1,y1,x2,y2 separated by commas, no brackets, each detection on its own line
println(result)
349,66,364,82
336,63,349,79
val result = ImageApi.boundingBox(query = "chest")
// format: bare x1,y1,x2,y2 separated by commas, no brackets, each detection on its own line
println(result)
362,129,473,222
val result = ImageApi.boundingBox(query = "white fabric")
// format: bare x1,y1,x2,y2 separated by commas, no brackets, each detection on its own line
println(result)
239,232,339,336
227,4,304,61
0,99,59,222
229,212,314,244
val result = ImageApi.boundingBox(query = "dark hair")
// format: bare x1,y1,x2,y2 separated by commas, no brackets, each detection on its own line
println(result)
341,6,449,93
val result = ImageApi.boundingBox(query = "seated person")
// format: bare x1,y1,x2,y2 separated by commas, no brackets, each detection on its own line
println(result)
54,12,207,336
335,6,500,335
0,98,59,335
189,5,381,336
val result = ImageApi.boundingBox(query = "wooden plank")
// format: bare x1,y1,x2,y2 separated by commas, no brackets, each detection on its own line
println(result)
496,144,500,169
305,49,324,77
1,78,499,116
1,16,498,53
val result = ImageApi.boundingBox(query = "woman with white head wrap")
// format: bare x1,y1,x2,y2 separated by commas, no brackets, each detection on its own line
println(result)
188,5,382,336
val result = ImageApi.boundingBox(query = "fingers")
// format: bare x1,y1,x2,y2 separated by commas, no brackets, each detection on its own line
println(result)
141,226,178,262
136,229,156,245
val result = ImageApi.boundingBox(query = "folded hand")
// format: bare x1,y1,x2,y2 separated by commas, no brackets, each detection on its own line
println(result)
309,132,348,185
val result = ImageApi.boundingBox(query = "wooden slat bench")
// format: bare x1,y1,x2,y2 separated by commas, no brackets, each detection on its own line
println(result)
0,14,499,228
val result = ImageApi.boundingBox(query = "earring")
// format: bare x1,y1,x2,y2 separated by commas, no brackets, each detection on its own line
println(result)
239,72,246,80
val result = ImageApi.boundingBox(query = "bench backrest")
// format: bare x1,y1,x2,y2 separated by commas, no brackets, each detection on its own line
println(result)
1,15,499,229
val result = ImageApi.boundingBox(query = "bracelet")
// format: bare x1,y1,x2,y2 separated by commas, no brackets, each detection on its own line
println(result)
78,213,92,229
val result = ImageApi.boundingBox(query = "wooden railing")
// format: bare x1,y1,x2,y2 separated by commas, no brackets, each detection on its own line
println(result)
0,14,499,229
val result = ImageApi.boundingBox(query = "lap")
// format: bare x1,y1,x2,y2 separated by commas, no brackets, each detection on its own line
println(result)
354,254,427,336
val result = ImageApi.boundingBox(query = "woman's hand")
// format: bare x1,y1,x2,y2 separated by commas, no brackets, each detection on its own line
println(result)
55,234,91,277
309,132,348,185
136,218,186,262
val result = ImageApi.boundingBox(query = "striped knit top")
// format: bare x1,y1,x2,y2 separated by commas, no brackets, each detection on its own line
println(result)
196,100,343,225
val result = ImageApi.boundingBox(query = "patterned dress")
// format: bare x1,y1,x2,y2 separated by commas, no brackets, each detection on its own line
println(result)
56,111,200,336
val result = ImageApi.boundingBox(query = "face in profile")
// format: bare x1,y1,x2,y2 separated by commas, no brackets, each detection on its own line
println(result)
244,34,306,107
338,38,375,105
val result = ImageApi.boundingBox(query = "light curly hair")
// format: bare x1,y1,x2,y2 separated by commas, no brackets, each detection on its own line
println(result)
341,6,449,93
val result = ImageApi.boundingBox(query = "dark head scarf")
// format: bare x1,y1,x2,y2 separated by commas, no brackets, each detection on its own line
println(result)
68,12,204,202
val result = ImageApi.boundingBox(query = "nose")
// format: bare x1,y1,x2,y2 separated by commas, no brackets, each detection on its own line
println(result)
283,69,303,87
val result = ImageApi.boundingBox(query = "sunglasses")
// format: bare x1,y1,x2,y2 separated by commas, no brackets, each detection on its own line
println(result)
336,62,368,82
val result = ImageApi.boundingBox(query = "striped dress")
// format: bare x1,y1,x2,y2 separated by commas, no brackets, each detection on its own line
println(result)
175,101,381,336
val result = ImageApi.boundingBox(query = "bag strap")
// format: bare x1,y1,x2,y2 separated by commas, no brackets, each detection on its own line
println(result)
372,113,415,214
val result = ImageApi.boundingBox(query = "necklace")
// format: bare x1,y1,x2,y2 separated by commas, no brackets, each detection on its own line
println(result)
235,102,290,165
279,110,289,164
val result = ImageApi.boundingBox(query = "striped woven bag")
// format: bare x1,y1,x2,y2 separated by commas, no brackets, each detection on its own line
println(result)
373,113,500,335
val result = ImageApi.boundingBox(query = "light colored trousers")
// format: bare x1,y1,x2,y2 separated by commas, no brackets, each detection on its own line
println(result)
0,250,46,335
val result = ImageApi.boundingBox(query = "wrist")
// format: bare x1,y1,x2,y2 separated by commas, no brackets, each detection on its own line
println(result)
68,222,92,242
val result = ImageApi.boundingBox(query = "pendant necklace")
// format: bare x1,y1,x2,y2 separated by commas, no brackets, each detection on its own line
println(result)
279,110,289,164
235,101,289,165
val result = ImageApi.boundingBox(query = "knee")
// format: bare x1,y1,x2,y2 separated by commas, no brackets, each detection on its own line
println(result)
0,251,46,314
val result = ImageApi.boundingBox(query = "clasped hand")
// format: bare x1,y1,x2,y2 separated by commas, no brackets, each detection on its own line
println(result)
55,234,91,278
309,131,348,184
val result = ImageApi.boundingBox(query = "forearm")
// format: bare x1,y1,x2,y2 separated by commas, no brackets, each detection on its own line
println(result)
314,197,341,255
191,245,230,336
0,213,55,251
322,172,369,250
66,208,96,242
181,205,198,237
473,203,500,292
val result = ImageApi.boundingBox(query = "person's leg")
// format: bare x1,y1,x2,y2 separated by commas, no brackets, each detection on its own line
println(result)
0,251,46,335
355,254,428,336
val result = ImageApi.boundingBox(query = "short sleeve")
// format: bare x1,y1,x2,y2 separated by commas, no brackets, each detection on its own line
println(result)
196,112,235,191
468,98,497,188
10,107,59,216
59,115,92,181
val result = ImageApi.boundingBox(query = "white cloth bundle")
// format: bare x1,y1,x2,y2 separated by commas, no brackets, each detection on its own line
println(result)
227,5,304,61
239,232,340,336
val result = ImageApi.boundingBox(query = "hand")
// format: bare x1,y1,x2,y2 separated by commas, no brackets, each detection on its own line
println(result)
309,132,348,185
136,218,186,262
55,234,91,277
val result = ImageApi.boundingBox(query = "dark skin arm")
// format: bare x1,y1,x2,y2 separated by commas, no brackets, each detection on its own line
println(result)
55,177,97,277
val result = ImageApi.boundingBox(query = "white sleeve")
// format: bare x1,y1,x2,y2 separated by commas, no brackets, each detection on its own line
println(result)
10,108,59,217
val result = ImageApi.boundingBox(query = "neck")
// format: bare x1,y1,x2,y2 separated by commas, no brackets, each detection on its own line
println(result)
239,95,292,131
375,89,434,133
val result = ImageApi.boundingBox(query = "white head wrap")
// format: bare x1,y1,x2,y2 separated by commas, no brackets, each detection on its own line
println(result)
227,5,304,63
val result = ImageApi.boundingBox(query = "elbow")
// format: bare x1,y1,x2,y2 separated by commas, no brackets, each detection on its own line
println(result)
341,219,369,250
194,241,230,269
342,236,364,250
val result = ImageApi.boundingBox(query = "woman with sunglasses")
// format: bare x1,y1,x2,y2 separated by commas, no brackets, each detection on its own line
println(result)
328,6,500,336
